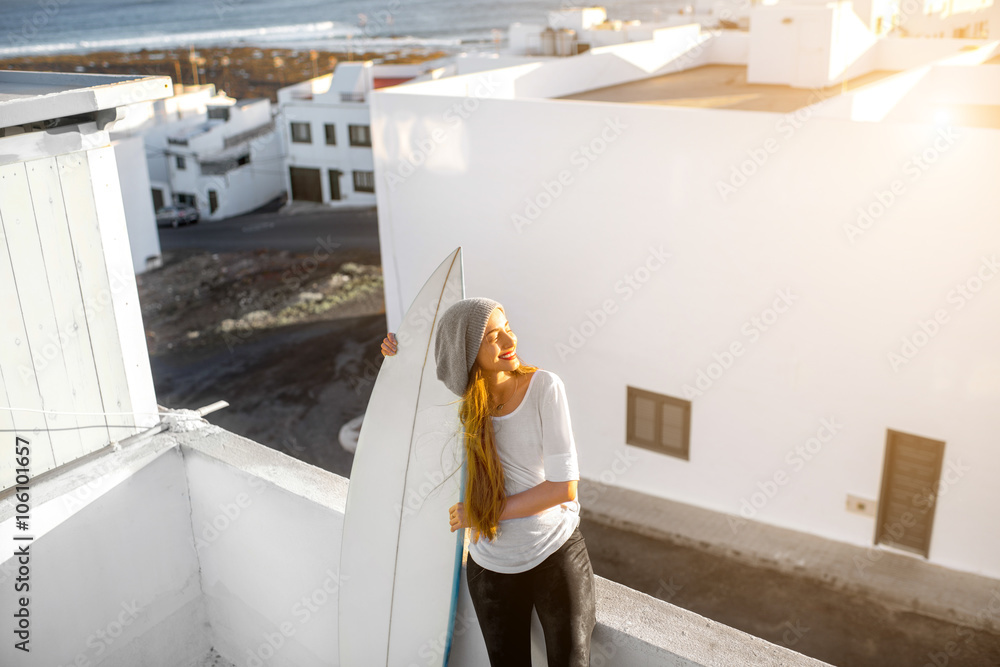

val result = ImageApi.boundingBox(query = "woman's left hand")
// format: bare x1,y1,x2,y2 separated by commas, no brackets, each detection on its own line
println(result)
448,502,468,532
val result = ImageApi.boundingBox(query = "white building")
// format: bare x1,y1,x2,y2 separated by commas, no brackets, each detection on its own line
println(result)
508,6,734,56
163,96,285,221
370,20,1000,585
0,69,828,667
112,84,218,274
895,0,998,38
277,61,425,208
111,83,219,210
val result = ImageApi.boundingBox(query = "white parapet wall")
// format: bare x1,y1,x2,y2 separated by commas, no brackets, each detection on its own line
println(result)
0,421,832,666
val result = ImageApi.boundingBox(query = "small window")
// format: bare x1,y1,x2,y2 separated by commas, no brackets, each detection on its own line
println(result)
290,122,312,144
353,170,375,193
348,124,371,147
237,154,250,166
176,155,186,170
324,123,337,145
208,190,218,214
626,386,691,460
207,106,230,121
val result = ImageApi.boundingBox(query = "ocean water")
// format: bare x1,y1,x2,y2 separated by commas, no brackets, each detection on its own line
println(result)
0,0,686,57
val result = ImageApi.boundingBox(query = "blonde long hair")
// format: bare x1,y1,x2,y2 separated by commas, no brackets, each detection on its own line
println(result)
460,359,538,544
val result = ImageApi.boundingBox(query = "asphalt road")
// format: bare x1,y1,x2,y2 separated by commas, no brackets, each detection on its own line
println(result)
157,204,381,253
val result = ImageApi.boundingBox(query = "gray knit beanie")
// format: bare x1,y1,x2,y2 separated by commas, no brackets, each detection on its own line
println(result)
435,297,503,397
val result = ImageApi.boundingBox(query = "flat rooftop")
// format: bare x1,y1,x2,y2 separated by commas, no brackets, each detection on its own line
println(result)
556,64,900,112
0,70,172,127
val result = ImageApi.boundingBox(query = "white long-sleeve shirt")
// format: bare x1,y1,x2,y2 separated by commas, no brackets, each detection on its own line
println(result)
467,369,581,574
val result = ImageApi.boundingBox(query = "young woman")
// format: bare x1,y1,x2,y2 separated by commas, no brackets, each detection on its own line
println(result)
380,297,597,667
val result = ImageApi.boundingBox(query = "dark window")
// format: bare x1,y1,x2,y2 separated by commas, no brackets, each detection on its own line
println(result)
151,188,164,211
207,106,231,121
875,429,945,558
352,170,374,193
348,124,371,147
208,190,219,214
324,124,337,145
176,155,186,170
237,154,250,166
175,192,196,206
290,122,312,144
626,386,691,460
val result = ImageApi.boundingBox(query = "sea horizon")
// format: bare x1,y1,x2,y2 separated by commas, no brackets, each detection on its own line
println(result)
0,0,688,59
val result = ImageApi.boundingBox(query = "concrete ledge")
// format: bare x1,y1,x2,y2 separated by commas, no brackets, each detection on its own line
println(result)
579,478,1000,633
592,575,832,666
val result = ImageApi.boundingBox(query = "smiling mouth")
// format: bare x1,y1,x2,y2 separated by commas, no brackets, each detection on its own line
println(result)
499,349,516,360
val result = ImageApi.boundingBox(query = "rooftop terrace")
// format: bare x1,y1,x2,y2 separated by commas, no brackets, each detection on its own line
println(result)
556,63,902,112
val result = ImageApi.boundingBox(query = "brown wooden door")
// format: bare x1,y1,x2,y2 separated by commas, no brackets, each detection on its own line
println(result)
875,429,945,557
289,167,322,203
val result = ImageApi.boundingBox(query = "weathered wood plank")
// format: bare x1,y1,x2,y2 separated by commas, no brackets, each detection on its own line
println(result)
27,156,112,448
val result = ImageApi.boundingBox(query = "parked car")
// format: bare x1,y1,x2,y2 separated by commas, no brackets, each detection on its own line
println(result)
156,205,200,228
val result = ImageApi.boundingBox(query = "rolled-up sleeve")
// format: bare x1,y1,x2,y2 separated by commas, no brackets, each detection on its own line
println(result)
541,374,580,483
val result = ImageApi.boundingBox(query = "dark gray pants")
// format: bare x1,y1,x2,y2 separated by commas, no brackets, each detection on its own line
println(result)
467,526,597,667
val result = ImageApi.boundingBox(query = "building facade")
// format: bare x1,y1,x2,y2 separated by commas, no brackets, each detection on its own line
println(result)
277,61,424,209
370,25,1000,580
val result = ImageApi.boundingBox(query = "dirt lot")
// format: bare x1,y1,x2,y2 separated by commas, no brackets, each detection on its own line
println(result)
139,246,388,477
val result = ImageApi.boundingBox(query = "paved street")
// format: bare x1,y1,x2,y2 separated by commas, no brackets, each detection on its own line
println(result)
157,202,380,253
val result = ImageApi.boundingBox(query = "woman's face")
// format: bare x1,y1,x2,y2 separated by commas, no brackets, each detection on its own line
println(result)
475,306,519,374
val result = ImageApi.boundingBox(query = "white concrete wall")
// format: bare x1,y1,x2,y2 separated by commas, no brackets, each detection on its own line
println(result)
0,447,208,667
113,135,162,275
371,85,1000,579
0,124,159,491
183,443,345,666
0,428,829,667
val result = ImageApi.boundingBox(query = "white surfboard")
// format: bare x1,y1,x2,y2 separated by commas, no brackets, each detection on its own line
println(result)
339,246,467,667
